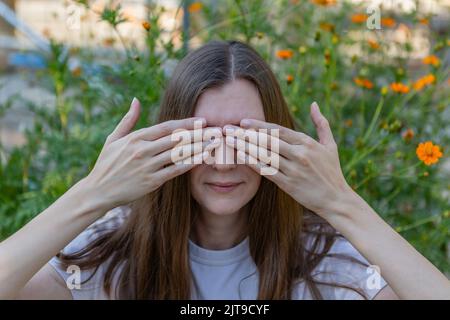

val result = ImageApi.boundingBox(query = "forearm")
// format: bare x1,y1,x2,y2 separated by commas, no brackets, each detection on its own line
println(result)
325,188,450,300
0,177,108,299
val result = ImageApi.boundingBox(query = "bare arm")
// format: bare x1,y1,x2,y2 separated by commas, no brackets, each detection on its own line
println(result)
16,264,73,300
228,102,450,300
373,285,399,300
325,189,450,300
0,176,107,299
0,98,206,299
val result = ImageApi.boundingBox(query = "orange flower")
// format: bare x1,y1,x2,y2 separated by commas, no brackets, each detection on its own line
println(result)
276,49,294,59
413,74,436,91
390,82,409,94
103,37,115,47
319,22,335,33
330,82,338,90
398,23,411,37
351,13,368,24
367,40,380,50
354,77,374,89
286,74,294,84
142,21,151,31
71,66,82,77
324,49,331,65
310,0,336,6
419,18,429,25
402,128,414,141
42,28,51,39
344,119,353,128
381,17,396,28
416,141,443,166
422,55,440,67
188,2,203,13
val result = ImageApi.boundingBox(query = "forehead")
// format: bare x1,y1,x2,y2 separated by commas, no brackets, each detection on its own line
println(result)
194,78,265,127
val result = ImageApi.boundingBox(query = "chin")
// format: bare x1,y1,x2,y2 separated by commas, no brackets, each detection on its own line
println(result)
202,200,246,216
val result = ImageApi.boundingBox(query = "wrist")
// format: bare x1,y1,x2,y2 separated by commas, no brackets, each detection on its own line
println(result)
66,176,111,217
320,185,376,231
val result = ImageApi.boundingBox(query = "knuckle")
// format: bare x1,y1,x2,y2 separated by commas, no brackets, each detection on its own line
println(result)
320,118,329,128
166,120,176,130
132,149,145,160
175,163,186,172
131,128,144,139
303,137,314,148
124,135,136,148
295,151,309,166
160,121,173,134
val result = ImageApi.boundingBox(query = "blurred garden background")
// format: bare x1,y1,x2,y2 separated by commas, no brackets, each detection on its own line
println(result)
0,0,449,274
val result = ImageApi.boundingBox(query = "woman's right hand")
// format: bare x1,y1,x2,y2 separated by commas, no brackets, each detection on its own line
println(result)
1,97,213,300
85,97,208,211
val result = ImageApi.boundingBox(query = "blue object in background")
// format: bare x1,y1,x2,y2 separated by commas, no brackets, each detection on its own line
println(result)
8,52,47,69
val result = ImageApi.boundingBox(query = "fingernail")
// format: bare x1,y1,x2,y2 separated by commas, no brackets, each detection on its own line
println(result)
129,97,139,113
223,125,235,134
241,119,251,127
194,117,206,126
312,101,319,111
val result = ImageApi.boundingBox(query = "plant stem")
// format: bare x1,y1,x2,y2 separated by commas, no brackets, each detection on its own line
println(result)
396,215,442,233
343,134,389,175
113,26,130,59
234,0,250,42
362,97,384,143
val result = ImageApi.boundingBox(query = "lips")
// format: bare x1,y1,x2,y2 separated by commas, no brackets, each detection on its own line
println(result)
206,182,243,193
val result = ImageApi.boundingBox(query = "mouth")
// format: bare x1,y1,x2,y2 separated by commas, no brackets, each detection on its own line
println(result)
205,181,243,193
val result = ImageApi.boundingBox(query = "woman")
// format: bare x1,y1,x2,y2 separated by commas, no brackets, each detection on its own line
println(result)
0,40,448,300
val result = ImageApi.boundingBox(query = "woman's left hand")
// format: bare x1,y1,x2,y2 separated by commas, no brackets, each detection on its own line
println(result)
224,101,354,219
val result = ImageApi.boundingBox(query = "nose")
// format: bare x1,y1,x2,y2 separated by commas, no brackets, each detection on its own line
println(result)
212,162,237,171
211,142,237,171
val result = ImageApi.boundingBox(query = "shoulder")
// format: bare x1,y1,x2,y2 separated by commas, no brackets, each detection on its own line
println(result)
59,205,130,255
295,233,388,300
47,205,131,299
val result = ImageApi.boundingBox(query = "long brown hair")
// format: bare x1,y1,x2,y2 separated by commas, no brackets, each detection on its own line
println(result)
58,40,368,299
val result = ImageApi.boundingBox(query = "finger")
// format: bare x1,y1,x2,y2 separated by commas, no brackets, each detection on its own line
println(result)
154,151,206,183
310,101,336,147
148,128,219,157
238,119,314,146
234,148,287,186
106,97,141,144
223,125,296,160
152,139,221,169
225,135,289,175
133,117,206,141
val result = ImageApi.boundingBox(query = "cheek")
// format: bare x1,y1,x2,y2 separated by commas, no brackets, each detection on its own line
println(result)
243,167,262,193
189,166,203,193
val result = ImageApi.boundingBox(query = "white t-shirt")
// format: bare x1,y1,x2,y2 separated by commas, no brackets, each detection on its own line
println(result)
48,206,388,300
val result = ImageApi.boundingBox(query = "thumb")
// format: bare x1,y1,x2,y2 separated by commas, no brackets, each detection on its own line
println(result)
310,101,335,146
106,97,141,144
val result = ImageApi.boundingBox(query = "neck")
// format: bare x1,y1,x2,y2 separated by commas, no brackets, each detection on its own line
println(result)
191,206,248,250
